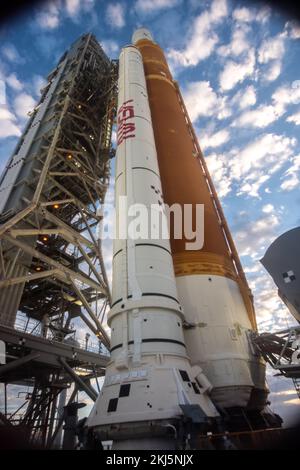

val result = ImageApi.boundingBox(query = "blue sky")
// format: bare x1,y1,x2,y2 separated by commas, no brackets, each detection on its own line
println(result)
0,0,299,424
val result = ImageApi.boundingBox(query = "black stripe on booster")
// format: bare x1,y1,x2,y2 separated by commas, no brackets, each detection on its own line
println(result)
112,249,123,259
110,338,186,353
111,292,180,308
132,166,160,177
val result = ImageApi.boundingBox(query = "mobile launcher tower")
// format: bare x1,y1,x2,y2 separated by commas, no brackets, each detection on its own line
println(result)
86,29,281,449
0,34,117,447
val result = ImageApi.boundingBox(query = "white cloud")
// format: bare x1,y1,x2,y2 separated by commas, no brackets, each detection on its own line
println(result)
13,93,36,119
232,133,296,182
232,5,270,24
235,212,280,257
287,111,300,125
183,81,216,121
258,32,286,84
280,154,300,191
0,107,16,121
255,6,271,24
272,82,300,115
218,25,250,57
36,1,60,29
217,96,232,120
105,3,125,29
101,39,119,58
254,278,285,325
183,81,231,123
262,204,274,214
265,61,282,82
206,133,296,199
32,75,46,98
6,73,23,91
111,129,117,147
244,264,261,274
258,33,286,64
167,0,227,68
205,152,232,198
238,174,270,198
232,7,254,22
65,0,80,17
0,121,21,139
219,49,255,91
0,106,21,138
233,82,300,128
65,0,94,20
252,213,280,234
285,20,300,39
135,0,179,14
232,104,281,128
1,44,23,63
200,129,229,150
231,85,256,110
237,205,299,358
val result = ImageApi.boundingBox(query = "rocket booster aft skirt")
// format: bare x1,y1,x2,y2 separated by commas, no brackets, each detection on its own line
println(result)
87,46,218,438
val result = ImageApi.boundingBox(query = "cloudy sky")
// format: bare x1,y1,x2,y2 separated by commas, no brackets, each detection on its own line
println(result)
0,0,299,425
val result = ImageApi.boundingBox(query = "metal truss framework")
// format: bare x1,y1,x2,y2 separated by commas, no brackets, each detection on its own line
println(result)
252,327,300,398
0,323,109,447
0,34,117,347
0,34,117,447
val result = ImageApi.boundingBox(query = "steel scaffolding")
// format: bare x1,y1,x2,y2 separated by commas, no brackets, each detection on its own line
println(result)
252,327,300,399
0,33,117,447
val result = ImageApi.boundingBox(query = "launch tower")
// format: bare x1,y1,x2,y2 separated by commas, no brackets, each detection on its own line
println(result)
0,34,116,447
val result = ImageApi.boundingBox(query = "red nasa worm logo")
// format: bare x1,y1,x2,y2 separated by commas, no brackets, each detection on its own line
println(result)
117,99,135,146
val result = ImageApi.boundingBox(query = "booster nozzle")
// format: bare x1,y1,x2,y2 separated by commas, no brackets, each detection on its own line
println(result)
132,28,153,44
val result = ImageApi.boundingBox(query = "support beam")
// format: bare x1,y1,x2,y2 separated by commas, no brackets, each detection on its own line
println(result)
70,277,110,349
3,234,104,292
77,241,106,290
40,198,74,207
0,204,36,236
48,176,96,218
40,209,97,247
58,357,98,401
10,229,64,237
0,352,40,377
79,311,99,337
79,207,111,304
48,387,71,449
0,269,60,288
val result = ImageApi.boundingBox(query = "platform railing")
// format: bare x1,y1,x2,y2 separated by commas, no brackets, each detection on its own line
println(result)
0,312,110,356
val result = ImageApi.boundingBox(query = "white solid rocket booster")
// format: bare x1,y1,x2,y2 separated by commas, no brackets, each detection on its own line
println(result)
87,43,218,448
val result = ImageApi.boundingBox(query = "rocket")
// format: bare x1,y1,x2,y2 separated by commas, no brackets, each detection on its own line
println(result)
87,29,268,448
132,29,267,411
87,37,218,450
